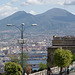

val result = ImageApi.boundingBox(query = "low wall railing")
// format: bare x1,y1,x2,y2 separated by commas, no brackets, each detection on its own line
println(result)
29,62,75,75
29,70,47,75
29,66,60,75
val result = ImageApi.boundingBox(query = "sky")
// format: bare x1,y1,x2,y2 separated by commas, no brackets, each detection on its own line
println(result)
0,0,75,19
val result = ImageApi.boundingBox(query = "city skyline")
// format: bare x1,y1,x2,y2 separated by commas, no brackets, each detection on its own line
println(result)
0,0,75,20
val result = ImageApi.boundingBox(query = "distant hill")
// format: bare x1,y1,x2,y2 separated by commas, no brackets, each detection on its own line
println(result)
0,8,75,36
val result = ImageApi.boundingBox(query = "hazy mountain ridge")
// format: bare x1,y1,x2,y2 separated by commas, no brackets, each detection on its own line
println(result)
0,8,75,36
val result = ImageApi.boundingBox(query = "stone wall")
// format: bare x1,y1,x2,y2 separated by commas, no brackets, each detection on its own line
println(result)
47,47,62,67
52,36,75,46
47,36,75,67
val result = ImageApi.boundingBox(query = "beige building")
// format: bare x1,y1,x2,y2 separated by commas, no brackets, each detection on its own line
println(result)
47,35,75,67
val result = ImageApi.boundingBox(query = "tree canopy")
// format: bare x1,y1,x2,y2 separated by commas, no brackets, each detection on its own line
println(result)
53,48,72,68
4,62,22,75
53,48,72,75
39,62,47,71
72,53,75,63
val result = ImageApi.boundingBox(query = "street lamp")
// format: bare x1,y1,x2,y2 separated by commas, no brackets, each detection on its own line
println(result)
7,23,37,75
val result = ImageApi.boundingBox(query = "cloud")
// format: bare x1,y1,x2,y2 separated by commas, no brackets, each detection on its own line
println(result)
21,0,75,6
21,0,45,6
72,13,75,15
0,5,18,19
29,10,36,15
0,0,19,19
7,0,19,5
64,0,75,5
21,0,64,6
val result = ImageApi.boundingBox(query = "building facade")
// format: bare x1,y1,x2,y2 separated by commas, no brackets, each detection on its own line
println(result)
47,35,75,67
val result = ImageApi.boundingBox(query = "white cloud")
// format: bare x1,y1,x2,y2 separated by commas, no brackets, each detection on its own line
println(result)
11,0,18,3
21,0,62,6
21,0,45,6
7,0,19,5
21,0,75,6
0,0,19,19
72,13,75,15
21,2,29,6
64,0,75,5
29,10,36,15
0,5,18,19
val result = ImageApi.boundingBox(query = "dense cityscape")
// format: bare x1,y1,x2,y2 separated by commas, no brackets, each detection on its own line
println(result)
0,31,51,73
0,0,75,75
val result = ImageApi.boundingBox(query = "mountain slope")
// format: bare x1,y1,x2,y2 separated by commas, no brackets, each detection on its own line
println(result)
36,8,75,22
0,8,75,36
0,11,39,30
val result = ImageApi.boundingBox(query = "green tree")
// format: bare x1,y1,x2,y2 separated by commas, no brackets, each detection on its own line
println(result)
39,62,47,71
4,62,22,75
9,53,28,74
72,53,75,63
53,48,72,75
